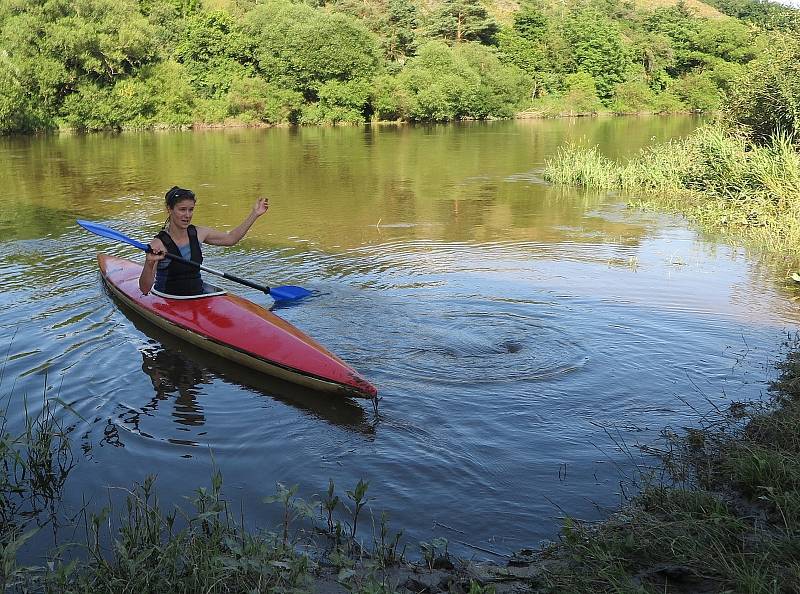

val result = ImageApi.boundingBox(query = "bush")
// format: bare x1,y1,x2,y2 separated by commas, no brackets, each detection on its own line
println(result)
0,60,50,133
561,9,630,102
139,61,196,126
724,32,800,143
244,1,382,97
610,79,659,113
370,74,413,121
672,71,722,111
395,42,528,121
561,72,603,114
314,78,372,124
226,76,303,124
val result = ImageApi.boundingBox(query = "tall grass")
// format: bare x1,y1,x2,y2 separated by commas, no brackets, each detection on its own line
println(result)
1,388,75,591
544,124,800,253
5,468,414,593
541,334,800,593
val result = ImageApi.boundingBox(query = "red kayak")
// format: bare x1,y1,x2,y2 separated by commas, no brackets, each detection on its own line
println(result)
97,254,377,399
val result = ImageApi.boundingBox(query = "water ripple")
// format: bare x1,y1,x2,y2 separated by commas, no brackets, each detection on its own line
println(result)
377,305,587,387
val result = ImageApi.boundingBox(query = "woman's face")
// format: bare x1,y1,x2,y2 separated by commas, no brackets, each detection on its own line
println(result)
168,198,196,229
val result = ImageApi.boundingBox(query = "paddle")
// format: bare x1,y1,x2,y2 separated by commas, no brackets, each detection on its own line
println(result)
77,219,311,301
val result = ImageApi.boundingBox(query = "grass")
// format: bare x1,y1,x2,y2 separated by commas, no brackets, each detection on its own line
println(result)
544,124,800,256
537,334,800,593
5,467,420,593
1,392,74,591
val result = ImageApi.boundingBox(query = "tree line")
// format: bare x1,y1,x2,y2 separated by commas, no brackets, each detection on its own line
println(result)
0,0,797,133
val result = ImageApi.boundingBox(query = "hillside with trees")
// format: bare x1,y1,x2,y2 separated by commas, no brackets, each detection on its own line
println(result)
0,0,797,133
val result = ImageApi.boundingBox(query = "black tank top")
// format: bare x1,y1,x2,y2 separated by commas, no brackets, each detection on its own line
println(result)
154,225,204,296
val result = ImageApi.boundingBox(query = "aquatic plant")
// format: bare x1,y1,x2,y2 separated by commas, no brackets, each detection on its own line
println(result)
544,124,800,255
0,372,75,591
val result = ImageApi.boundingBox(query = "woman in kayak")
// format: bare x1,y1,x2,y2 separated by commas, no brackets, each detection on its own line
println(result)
139,186,269,296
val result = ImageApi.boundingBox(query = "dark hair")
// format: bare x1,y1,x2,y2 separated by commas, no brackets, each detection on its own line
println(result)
162,186,196,229
165,186,196,208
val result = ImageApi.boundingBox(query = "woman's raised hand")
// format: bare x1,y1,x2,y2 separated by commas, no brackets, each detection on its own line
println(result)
253,197,269,217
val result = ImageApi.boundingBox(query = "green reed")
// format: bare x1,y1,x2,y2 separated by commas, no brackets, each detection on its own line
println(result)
544,125,800,257
7,472,411,593
1,375,76,592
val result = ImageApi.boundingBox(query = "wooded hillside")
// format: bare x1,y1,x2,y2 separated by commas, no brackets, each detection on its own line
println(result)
0,0,797,133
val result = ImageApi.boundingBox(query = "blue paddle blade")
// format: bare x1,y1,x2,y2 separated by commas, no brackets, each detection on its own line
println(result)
77,219,150,251
270,285,312,301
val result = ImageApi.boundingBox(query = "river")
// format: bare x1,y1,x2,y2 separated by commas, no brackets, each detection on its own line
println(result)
2,116,798,560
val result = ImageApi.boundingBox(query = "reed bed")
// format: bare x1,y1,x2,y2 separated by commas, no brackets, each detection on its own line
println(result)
544,125,800,254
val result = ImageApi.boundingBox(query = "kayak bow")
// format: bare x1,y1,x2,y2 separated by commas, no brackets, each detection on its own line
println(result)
97,254,377,399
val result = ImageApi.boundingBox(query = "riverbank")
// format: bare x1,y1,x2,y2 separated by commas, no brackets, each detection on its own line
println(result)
2,107,700,138
3,333,799,593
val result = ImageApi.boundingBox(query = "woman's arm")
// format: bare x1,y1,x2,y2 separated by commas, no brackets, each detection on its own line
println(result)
139,237,166,295
199,197,269,247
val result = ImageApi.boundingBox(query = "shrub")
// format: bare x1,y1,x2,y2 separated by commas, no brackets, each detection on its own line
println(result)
226,76,303,124
244,1,382,97
723,32,800,143
396,41,527,121
561,72,603,114
672,71,722,111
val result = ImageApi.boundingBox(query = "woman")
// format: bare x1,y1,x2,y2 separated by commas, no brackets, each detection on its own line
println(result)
139,186,269,296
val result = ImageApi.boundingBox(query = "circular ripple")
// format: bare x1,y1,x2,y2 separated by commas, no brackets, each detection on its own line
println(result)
379,306,588,386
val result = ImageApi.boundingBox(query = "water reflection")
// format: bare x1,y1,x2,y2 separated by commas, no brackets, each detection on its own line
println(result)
139,343,209,433
112,296,375,438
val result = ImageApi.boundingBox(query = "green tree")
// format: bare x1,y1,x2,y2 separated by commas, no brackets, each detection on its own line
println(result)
394,41,527,120
672,70,722,111
561,71,603,113
244,1,382,99
383,0,418,62
226,76,303,124
562,9,630,101
0,57,47,133
427,0,499,45
0,0,157,131
724,32,800,142
630,32,675,91
173,10,254,97
138,0,199,17
306,78,372,123
513,2,548,42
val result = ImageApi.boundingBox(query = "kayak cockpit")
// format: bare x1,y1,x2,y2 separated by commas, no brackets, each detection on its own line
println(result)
151,284,226,300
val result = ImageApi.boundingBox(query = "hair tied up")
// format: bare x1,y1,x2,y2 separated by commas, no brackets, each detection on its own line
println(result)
164,186,196,208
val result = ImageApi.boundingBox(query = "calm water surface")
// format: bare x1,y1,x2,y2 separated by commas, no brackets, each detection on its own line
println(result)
2,117,799,559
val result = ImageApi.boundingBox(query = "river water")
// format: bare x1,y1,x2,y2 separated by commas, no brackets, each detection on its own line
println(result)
2,117,799,560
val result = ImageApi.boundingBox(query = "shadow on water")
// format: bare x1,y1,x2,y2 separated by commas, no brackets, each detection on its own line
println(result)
107,290,376,437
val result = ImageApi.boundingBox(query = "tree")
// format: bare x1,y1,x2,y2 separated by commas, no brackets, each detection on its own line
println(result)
244,1,382,99
394,41,527,120
724,32,800,142
383,0,418,62
513,2,548,42
427,0,499,45
0,0,157,131
173,10,255,97
562,10,629,101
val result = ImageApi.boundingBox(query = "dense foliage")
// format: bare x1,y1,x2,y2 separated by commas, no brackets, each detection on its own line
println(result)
0,0,796,132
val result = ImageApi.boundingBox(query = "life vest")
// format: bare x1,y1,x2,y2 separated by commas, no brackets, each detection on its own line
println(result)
155,225,204,296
